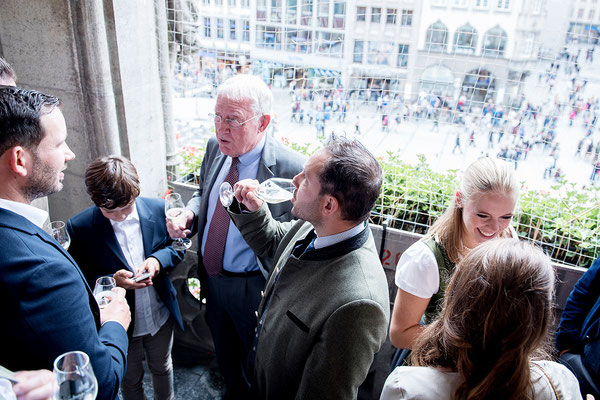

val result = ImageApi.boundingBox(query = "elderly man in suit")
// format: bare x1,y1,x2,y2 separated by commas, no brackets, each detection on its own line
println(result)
0,86,130,400
228,136,390,399
67,156,184,400
167,74,305,399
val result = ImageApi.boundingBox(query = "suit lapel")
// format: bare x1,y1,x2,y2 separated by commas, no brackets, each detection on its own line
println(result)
257,134,276,181
92,207,129,268
136,198,154,258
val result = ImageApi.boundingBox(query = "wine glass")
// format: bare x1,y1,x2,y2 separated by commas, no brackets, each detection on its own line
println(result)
47,221,71,250
219,178,295,207
165,193,192,251
53,351,98,400
93,277,116,309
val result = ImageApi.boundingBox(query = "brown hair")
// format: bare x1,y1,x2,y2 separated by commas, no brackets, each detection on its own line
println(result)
426,157,518,263
85,155,140,209
411,238,555,400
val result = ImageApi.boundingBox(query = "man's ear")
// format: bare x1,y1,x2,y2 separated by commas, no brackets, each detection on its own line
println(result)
258,114,271,133
7,146,31,177
321,194,339,217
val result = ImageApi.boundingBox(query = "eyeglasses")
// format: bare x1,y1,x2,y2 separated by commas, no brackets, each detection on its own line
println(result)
209,113,262,129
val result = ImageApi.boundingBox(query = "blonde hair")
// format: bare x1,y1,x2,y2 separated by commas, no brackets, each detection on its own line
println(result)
412,239,555,400
427,157,519,263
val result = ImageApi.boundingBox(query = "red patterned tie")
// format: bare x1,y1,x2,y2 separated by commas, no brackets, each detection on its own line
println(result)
203,157,239,277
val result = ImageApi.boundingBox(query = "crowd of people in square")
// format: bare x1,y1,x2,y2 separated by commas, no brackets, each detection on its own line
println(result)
0,55,599,400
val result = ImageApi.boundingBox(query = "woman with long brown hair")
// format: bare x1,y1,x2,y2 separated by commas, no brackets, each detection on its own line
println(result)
382,239,582,399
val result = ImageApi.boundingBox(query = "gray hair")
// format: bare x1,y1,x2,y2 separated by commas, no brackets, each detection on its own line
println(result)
217,74,273,115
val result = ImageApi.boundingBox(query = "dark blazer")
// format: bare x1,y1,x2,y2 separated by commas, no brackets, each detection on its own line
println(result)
67,197,185,332
557,255,600,375
187,135,305,284
0,207,128,400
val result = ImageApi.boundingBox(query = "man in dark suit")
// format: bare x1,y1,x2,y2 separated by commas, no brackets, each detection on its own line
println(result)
556,255,600,398
68,156,184,400
0,86,130,400
167,74,305,399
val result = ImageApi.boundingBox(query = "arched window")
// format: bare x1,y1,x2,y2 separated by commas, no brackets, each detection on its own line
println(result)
482,26,507,56
420,64,454,97
453,23,478,55
425,21,448,52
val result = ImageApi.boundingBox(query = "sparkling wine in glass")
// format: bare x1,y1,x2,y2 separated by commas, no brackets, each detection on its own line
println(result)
48,221,71,250
219,178,295,207
93,276,116,309
165,193,192,251
53,351,98,400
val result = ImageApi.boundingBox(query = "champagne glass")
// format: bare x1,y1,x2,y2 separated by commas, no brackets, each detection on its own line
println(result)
93,277,116,309
53,351,98,400
165,193,192,251
48,221,71,250
219,178,296,207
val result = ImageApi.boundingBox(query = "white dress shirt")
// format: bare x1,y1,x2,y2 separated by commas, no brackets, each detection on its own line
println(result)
0,198,48,228
110,203,170,337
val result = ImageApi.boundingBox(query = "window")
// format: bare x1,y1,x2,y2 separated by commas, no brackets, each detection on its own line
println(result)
453,23,478,54
256,25,281,49
286,29,312,52
317,0,329,27
333,2,345,28
523,32,535,57
482,25,507,56
578,8,584,18
368,41,393,65
398,44,409,67
215,0,223,5
287,0,298,24
590,9,595,19
532,0,542,13
371,7,381,23
301,0,313,25
202,0,210,4
242,20,250,41
354,40,364,63
229,19,236,40
228,0,236,5
387,9,397,24
257,0,267,20
316,31,344,57
401,10,413,26
453,0,468,6
204,17,211,37
240,0,249,7
496,0,509,8
216,18,224,38
356,6,366,21
474,0,488,8
425,21,448,52
271,0,282,23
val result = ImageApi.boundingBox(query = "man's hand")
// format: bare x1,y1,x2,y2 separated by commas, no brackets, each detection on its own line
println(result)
12,369,54,400
234,179,264,212
136,257,161,283
166,209,194,239
113,269,150,289
100,287,131,330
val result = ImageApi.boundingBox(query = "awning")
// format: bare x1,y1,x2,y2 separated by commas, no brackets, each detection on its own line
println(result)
313,68,340,77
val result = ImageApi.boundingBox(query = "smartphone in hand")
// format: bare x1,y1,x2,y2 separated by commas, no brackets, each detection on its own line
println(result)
132,272,151,282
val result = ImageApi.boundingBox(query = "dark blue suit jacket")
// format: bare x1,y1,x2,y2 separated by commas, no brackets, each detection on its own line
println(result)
67,197,184,333
557,255,600,375
0,207,128,400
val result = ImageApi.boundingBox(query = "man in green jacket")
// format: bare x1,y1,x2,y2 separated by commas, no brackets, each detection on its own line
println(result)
228,136,390,399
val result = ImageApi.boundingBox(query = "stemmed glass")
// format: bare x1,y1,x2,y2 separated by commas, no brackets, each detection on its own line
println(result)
48,221,71,250
93,277,116,309
53,351,98,400
165,193,192,251
219,178,295,207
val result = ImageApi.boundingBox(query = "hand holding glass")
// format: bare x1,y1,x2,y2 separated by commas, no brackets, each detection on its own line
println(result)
48,221,71,250
165,193,192,251
93,277,116,309
220,178,295,207
53,351,97,400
